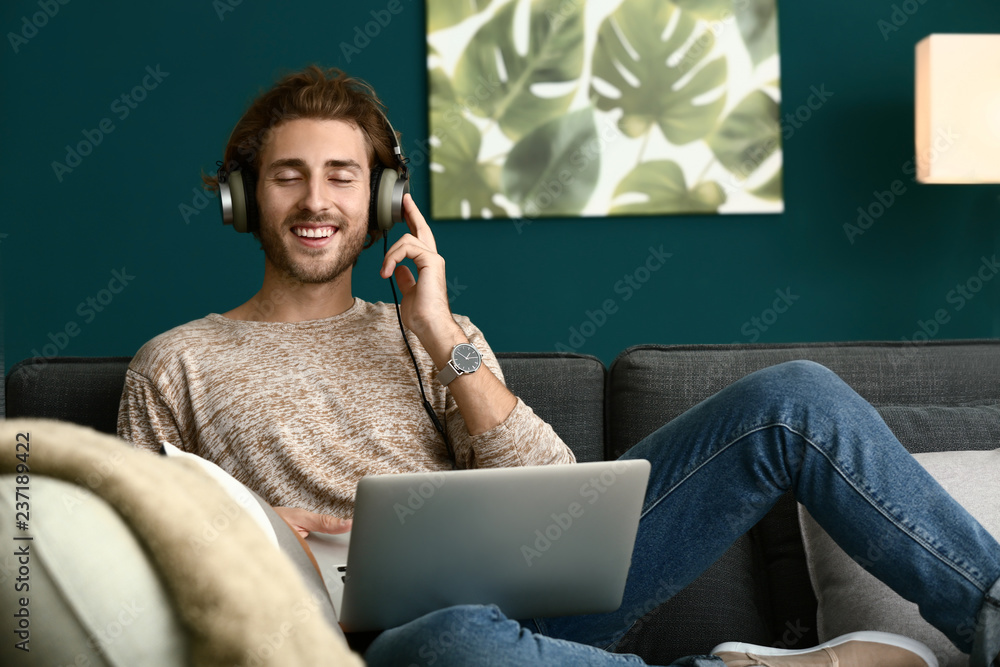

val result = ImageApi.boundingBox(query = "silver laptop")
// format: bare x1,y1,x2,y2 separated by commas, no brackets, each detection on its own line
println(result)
306,460,650,632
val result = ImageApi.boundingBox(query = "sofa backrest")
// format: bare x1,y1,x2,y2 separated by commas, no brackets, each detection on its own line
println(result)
6,357,132,435
607,339,1000,458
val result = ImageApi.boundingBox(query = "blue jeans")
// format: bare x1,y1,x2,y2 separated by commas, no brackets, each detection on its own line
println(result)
366,361,1000,667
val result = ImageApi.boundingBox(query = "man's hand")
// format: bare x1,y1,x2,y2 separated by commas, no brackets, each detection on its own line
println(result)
380,193,466,357
273,506,352,539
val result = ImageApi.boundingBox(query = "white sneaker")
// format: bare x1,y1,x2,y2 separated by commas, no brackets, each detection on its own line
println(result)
711,630,938,667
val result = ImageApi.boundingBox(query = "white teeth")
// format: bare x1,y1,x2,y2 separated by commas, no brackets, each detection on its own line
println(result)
294,227,335,238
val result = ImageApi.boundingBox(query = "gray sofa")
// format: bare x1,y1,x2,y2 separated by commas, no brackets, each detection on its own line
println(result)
6,339,1000,664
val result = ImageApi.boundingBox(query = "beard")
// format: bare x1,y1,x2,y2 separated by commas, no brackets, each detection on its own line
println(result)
259,209,367,284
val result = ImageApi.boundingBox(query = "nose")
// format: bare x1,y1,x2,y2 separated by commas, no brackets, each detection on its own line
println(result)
299,174,330,214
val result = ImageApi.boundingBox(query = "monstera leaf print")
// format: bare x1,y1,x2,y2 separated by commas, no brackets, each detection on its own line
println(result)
453,0,585,142
426,0,783,218
751,167,783,201
611,160,725,215
671,0,735,20
735,0,779,67
501,107,600,217
428,0,493,33
707,90,780,177
430,67,506,219
591,0,727,143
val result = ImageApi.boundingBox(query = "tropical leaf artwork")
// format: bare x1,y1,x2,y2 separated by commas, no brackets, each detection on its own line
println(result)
427,0,783,220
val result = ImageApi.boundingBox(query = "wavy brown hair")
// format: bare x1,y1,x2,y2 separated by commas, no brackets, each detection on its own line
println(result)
204,65,399,247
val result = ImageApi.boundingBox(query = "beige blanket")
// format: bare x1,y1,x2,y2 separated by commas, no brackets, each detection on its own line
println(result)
0,418,365,667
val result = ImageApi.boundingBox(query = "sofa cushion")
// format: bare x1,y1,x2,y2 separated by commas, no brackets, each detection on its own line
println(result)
799,448,1000,667
876,405,1000,454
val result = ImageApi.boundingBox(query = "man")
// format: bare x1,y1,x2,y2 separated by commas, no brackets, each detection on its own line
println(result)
118,66,1000,667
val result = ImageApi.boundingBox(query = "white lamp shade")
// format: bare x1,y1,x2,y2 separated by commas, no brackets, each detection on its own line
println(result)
916,34,1000,184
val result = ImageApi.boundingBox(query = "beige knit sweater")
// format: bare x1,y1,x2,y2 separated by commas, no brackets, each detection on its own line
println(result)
118,299,575,518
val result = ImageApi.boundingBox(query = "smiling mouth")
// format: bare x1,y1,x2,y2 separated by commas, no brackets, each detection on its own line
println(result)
293,226,337,238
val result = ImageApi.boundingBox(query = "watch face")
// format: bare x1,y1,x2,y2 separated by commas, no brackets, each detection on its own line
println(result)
452,343,482,373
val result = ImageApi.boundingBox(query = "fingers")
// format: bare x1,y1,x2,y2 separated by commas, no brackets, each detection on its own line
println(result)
379,194,436,278
402,193,435,253
394,265,416,294
273,506,353,538
316,513,353,534
380,231,444,279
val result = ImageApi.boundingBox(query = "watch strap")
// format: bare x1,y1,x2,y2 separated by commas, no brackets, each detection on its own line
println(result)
436,360,461,386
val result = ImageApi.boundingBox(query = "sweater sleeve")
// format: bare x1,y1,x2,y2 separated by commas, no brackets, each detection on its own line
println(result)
117,367,185,455
444,321,577,469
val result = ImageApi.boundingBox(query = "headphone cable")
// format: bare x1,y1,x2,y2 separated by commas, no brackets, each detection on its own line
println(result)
384,234,455,463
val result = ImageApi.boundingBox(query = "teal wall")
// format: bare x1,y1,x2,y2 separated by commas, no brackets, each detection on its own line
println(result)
3,0,1000,380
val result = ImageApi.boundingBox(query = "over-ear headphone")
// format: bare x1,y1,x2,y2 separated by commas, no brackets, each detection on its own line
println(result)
217,109,409,235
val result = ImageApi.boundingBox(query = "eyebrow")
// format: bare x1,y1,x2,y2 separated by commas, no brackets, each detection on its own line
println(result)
266,158,364,171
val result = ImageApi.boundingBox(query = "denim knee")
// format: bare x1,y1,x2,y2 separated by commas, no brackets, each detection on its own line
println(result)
737,360,855,414
748,359,840,393
365,604,509,667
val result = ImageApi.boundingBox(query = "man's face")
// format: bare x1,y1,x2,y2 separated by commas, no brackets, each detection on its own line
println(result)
256,118,371,284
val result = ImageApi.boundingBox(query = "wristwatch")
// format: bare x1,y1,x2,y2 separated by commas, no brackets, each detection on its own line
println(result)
436,342,483,386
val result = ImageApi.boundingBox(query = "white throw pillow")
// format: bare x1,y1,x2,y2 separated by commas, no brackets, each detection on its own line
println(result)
799,449,1000,667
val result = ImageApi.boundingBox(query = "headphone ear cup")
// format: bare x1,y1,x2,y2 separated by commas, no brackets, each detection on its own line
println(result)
219,169,259,234
241,169,259,234
370,165,409,232
369,163,387,233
